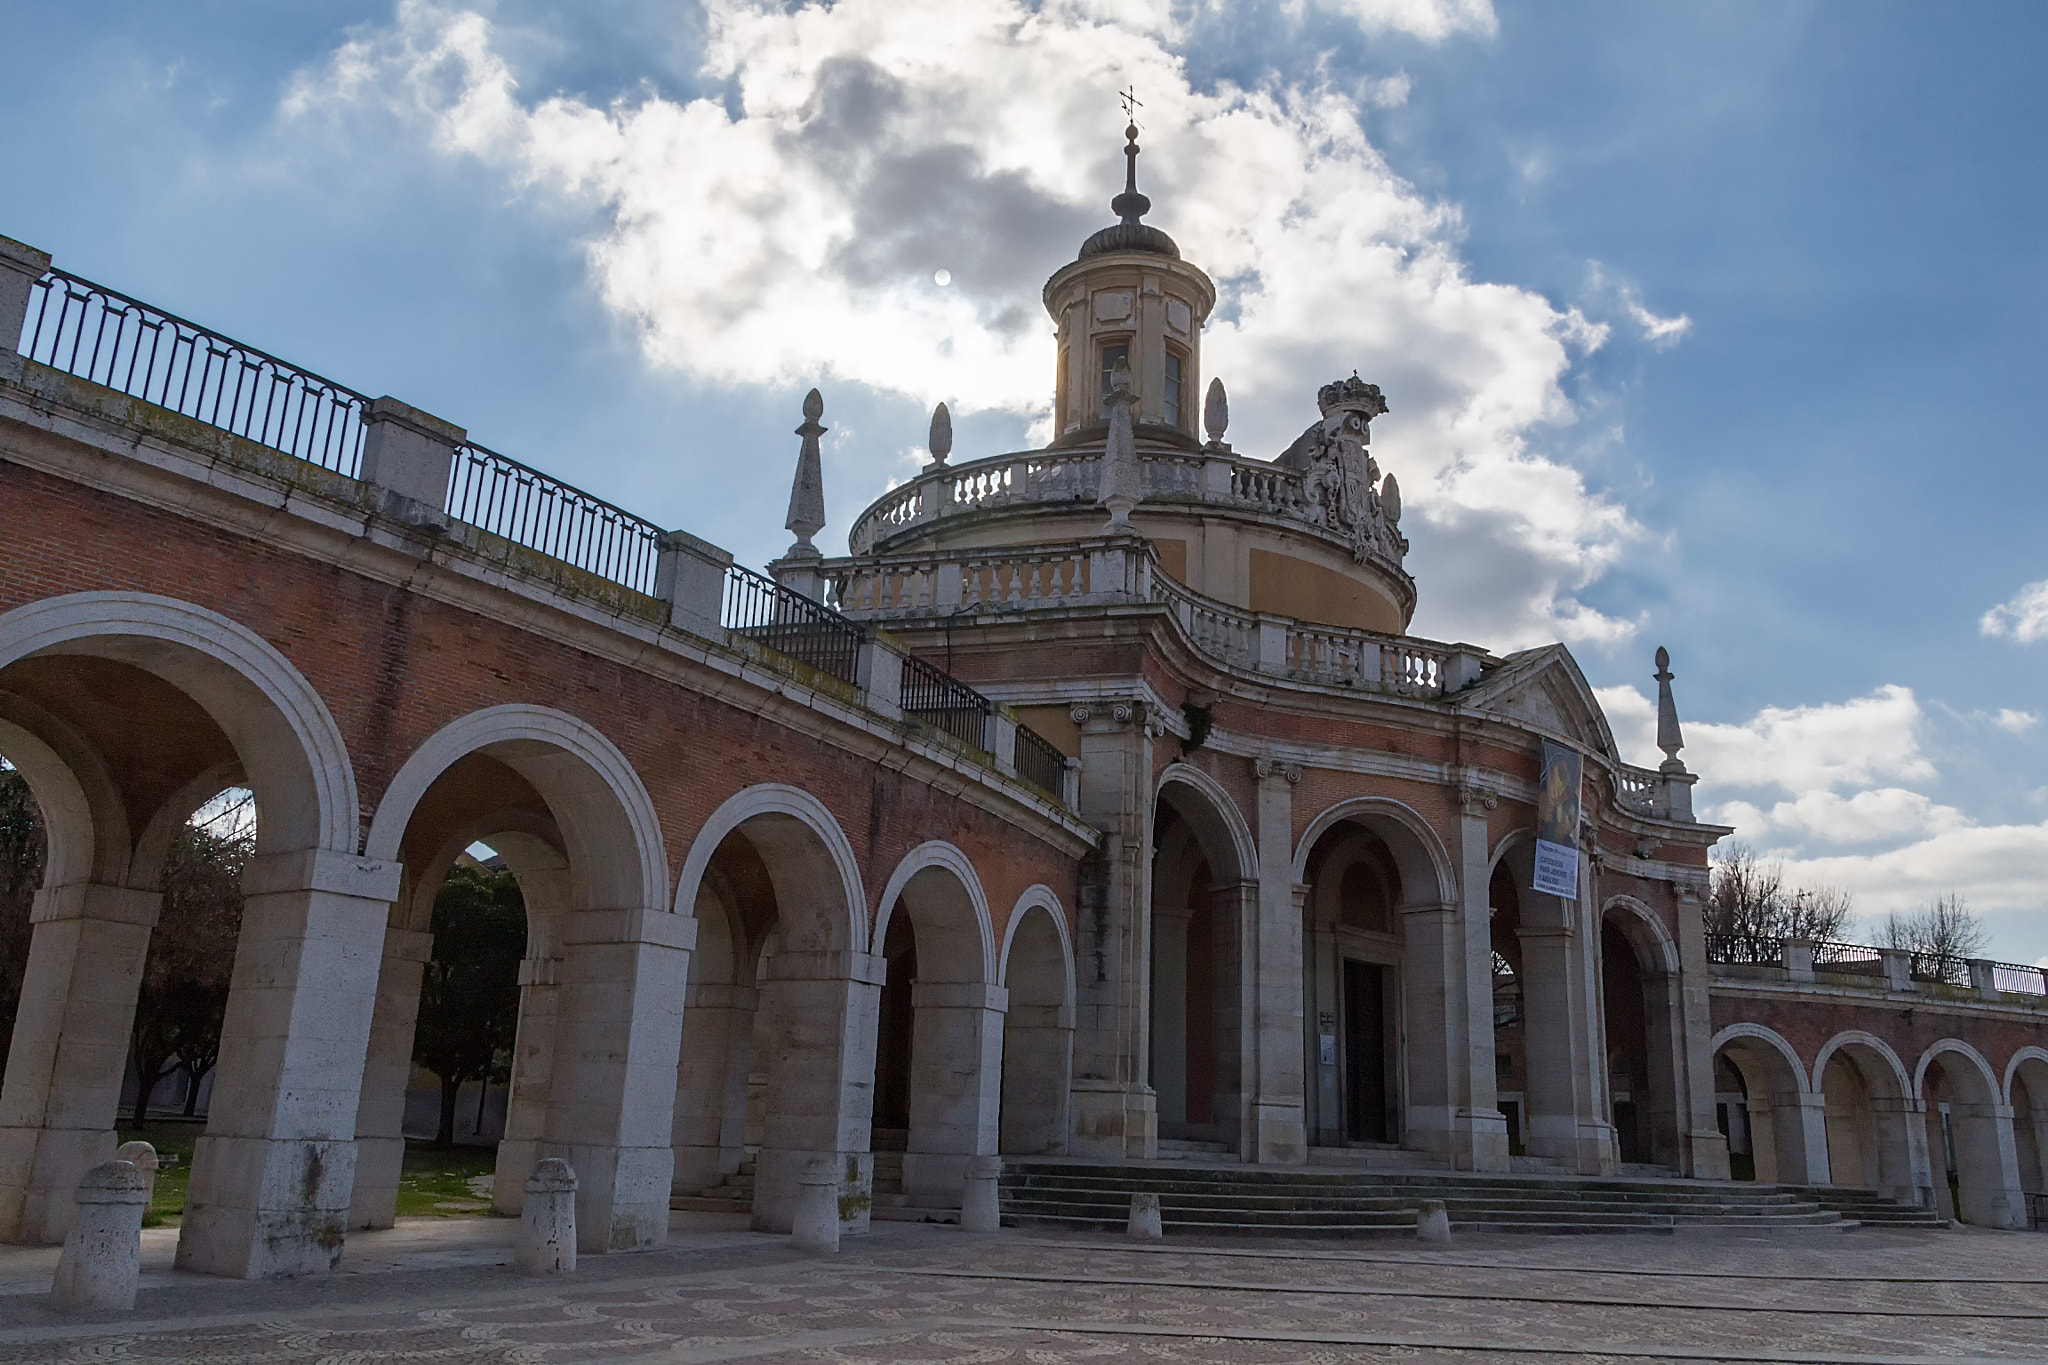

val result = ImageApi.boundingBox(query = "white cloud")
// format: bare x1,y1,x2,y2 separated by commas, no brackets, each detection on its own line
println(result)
1981,579,2048,643
286,0,1640,649
1600,682,1935,797
1585,261,1690,349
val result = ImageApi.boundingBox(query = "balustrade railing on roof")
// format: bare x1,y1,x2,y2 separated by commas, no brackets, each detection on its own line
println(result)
18,268,368,477
723,565,866,688
1810,940,1884,975
898,651,992,751
1910,950,1972,988
1014,724,1066,796
446,442,663,595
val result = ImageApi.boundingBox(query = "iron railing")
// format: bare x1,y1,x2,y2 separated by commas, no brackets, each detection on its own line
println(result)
445,442,663,595
1992,961,2048,996
899,651,991,751
1704,933,1784,967
722,566,866,687
18,268,368,477
1014,724,1066,796
1811,941,1885,975
2028,1192,2048,1230
1910,950,1971,988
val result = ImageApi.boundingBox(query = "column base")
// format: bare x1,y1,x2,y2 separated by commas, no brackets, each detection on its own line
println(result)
1252,1100,1306,1165
1446,1108,1512,1173
0,1125,117,1245
493,1138,539,1216
175,1135,356,1279
348,1135,405,1229
1687,1128,1733,1181
753,1148,871,1236
560,1141,673,1253
1067,1083,1154,1160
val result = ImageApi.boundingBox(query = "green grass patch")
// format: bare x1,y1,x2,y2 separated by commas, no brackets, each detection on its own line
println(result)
115,1123,200,1227
394,1144,499,1218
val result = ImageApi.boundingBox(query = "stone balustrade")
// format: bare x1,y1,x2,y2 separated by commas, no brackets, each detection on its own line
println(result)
1705,933,2048,1009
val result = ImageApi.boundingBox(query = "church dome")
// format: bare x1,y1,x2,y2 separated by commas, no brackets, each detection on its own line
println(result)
1077,123,1180,259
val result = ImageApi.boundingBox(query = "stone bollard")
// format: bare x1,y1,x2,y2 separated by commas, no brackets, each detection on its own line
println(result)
1415,1199,1451,1247
1127,1192,1163,1240
51,1161,149,1312
961,1155,1002,1233
792,1160,841,1255
114,1142,160,1209
518,1159,578,1275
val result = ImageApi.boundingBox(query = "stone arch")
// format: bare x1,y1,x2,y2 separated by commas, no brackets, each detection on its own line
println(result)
1156,764,1255,884
998,885,1075,1156
0,591,355,856
366,703,665,915
1711,1023,1823,1185
1292,796,1455,905
2004,1047,2048,1206
0,592,378,1277
0,715,110,892
1599,895,1684,1170
361,705,682,1255
124,761,245,894
1915,1038,2024,1227
871,842,1002,1204
673,784,866,955
669,784,873,1234
1810,1031,1921,1204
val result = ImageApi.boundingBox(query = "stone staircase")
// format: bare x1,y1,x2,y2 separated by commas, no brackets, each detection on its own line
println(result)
999,1160,1943,1236
670,1157,754,1214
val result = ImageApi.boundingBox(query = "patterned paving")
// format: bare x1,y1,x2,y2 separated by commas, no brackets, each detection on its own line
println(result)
0,1218,2042,1363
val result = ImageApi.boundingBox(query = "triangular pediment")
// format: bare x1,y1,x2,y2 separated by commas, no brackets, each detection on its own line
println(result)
1457,644,1618,758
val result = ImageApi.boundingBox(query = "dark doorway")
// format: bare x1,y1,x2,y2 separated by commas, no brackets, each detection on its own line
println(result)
872,911,916,1140
1343,959,1391,1143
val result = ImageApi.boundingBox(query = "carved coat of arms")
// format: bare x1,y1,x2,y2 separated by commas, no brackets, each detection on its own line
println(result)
1276,375,1405,564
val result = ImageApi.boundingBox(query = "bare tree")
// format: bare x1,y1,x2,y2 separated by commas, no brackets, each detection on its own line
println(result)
1880,893,1988,963
1706,845,1854,943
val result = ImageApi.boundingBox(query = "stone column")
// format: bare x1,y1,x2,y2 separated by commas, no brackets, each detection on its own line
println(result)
998,1001,1072,1156
1453,789,1509,1172
347,925,433,1230
495,944,564,1215
1671,884,1731,1179
1399,898,1464,1162
0,883,161,1244
1215,878,1257,1158
1515,900,1596,1170
545,907,695,1254
1066,702,1156,1160
1250,759,1306,1164
670,983,754,1193
176,850,400,1279
903,981,1006,1204
751,948,883,1236
1303,916,1341,1149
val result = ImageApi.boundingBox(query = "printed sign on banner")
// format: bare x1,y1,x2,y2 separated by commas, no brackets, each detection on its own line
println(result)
1532,741,1582,900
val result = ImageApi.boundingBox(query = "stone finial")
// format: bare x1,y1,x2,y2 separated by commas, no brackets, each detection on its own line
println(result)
518,1157,578,1275
1097,357,1142,529
792,1159,840,1254
1127,1191,1163,1239
961,1155,1002,1233
1202,377,1230,451
783,388,828,559
1654,645,1686,774
925,401,953,471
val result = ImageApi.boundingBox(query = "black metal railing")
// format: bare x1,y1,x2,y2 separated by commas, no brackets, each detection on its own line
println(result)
722,565,866,687
1992,961,2048,996
2028,1191,2048,1230
1704,933,1783,966
18,268,368,477
446,442,663,594
1811,940,1885,975
1015,724,1066,796
1910,950,1971,988
899,651,992,751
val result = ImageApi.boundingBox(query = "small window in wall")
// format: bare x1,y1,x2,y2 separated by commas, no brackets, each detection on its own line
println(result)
1100,342,1129,415
1164,351,1185,429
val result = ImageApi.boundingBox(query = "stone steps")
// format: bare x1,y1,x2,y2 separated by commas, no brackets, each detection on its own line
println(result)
998,1160,1938,1237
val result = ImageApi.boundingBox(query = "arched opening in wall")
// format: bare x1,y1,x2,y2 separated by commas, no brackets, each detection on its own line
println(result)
1000,899,1073,1156
1815,1039,1918,1206
1716,1055,1754,1180
1920,1046,2017,1227
349,751,552,1231
669,800,870,1236
874,860,996,1208
1488,864,1525,1157
1149,786,1247,1150
1712,1032,1817,1186
0,759,46,1093
0,609,356,1276
1599,908,1682,1170
1302,822,1405,1149
2010,1056,2048,1222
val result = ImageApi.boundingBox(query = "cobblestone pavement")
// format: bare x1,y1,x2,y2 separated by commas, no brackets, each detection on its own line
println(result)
0,1215,2043,1364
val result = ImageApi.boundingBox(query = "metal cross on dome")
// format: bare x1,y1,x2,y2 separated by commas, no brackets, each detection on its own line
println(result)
1119,85,1142,126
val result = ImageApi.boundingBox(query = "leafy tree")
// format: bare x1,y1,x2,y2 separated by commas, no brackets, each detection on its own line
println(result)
1881,893,1988,963
413,864,525,1146
0,767,47,1085
1706,845,1854,943
130,791,252,1123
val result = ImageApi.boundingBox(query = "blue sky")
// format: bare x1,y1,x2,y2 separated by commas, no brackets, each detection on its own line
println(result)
3,1,2044,959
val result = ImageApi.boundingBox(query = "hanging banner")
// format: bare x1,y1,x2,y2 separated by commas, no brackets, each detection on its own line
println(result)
1532,741,1582,900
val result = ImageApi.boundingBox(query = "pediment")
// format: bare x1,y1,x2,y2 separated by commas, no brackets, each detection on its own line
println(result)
1459,645,1618,758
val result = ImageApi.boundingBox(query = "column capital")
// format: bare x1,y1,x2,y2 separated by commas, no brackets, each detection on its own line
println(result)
1254,756,1301,784
1457,785,1498,818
